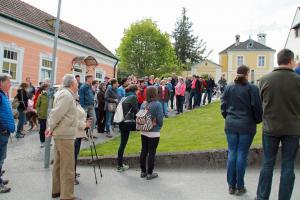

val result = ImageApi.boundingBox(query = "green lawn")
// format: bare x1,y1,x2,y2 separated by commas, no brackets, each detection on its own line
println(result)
80,101,262,157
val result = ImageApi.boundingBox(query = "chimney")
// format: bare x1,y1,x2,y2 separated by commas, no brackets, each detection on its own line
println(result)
257,33,266,45
235,35,240,46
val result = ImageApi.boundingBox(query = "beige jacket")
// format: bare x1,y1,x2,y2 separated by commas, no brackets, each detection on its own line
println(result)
48,88,78,140
76,104,87,138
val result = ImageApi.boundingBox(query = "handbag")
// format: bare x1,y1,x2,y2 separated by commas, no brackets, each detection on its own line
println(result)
107,102,117,112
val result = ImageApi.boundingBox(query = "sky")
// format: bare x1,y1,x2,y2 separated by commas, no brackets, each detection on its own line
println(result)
22,0,300,63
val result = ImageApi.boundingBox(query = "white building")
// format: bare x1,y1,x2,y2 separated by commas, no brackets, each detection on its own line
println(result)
285,7,300,62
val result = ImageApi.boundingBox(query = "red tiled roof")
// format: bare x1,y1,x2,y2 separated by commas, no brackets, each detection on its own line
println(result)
0,0,117,60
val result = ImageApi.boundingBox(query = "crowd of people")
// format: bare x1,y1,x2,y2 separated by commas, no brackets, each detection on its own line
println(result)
0,48,300,199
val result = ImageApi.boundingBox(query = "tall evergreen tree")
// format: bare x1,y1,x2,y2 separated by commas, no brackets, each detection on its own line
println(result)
173,7,210,69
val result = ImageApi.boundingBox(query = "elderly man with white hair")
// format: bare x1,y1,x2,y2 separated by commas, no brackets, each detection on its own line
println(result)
48,74,81,200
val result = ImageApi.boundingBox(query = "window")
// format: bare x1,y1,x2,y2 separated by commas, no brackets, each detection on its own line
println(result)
258,56,265,67
2,49,18,80
95,68,105,82
237,56,243,67
40,58,53,81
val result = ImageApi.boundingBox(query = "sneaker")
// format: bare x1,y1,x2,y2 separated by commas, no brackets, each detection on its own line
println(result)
0,170,5,176
15,134,24,138
40,143,45,148
0,184,11,193
106,133,113,138
117,164,129,172
140,172,147,178
146,172,158,180
228,187,236,195
236,187,247,196
1,180,8,185
74,178,79,185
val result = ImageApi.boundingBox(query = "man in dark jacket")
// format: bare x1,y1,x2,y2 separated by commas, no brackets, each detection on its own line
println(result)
203,76,215,105
0,74,15,193
185,76,192,109
255,49,299,200
79,75,96,132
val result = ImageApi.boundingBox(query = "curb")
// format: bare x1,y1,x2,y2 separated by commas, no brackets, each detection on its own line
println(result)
78,147,300,168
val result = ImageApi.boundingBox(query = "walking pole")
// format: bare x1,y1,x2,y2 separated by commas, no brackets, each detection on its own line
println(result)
89,127,103,178
86,128,98,184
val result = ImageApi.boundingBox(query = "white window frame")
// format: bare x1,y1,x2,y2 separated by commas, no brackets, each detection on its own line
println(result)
237,55,244,67
39,53,57,84
0,42,24,85
258,55,265,67
95,68,105,83
72,63,86,83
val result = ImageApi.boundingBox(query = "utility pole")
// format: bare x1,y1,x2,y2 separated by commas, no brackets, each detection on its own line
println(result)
44,0,62,168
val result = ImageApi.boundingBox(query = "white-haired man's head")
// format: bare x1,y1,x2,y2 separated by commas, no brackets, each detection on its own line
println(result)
62,74,78,93
0,73,12,93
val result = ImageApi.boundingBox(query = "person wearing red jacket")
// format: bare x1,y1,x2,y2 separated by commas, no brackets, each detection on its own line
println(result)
175,77,186,114
137,80,147,109
158,80,170,118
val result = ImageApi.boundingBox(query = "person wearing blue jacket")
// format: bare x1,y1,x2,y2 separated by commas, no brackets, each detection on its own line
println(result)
221,65,262,196
0,74,15,193
140,86,164,180
79,75,96,129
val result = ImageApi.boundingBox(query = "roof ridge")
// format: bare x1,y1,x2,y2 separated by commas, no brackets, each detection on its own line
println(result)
0,0,117,59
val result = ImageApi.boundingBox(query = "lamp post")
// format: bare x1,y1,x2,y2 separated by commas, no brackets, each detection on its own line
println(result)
44,0,62,168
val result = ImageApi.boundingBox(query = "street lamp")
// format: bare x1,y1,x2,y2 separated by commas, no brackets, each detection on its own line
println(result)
44,0,62,168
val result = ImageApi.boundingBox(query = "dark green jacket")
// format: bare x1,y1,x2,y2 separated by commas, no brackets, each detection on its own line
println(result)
36,91,48,119
259,68,300,136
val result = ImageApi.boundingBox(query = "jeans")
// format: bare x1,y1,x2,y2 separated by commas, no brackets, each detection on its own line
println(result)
203,89,212,104
38,119,47,143
74,138,82,175
256,134,300,200
185,91,190,109
95,107,99,126
226,131,254,189
189,90,199,109
176,95,184,113
117,124,130,167
105,111,114,132
170,92,175,109
86,105,96,129
0,133,9,185
197,92,202,107
17,108,26,134
160,101,168,117
140,135,160,174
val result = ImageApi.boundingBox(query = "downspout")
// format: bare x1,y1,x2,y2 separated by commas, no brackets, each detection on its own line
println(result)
113,60,119,78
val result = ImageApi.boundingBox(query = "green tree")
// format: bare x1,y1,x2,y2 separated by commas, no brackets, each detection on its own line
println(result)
117,19,179,77
172,7,211,70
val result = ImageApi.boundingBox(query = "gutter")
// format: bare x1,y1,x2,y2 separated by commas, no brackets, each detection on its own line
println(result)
0,13,119,62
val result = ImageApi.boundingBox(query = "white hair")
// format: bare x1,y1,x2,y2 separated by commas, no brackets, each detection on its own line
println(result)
0,73,11,83
62,74,75,88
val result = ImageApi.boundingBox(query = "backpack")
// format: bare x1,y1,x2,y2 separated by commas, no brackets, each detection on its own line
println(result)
113,97,126,123
136,103,154,132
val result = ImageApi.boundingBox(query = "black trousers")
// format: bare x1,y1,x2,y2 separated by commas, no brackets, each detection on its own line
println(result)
176,95,184,113
170,92,175,109
117,123,131,167
97,110,105,133
74,138,82,174
140,135,160,174
38,119,47,143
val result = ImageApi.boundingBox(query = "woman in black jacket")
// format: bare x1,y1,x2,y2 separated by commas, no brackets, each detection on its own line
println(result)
221,65,262,196
117,84,139,172
16,83,29,138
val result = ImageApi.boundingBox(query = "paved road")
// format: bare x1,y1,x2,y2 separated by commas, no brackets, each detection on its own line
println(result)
1,131,300,200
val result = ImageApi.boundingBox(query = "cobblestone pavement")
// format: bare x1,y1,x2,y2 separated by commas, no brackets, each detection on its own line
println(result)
1,131,300,200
